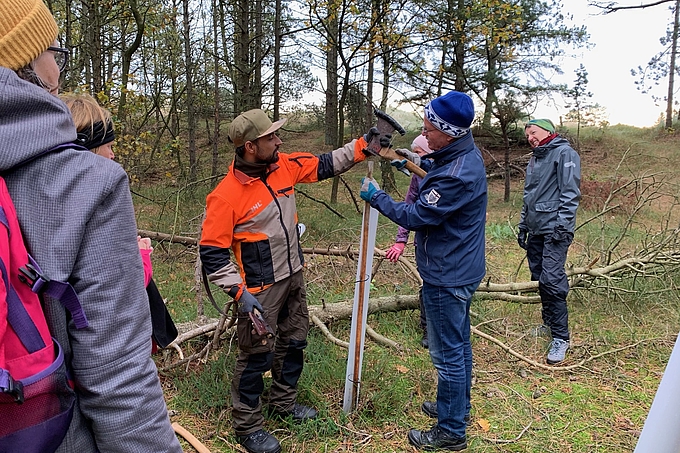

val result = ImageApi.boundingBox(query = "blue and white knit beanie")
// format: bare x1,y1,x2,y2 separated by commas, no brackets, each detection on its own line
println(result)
424,91,475,138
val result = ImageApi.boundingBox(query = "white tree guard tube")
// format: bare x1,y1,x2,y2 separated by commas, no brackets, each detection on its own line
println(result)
343,163,379,414
634,331,680,453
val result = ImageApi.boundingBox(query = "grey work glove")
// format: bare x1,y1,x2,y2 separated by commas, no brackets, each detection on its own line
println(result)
395,148,421,167
517,228,528,250
229,285,264,314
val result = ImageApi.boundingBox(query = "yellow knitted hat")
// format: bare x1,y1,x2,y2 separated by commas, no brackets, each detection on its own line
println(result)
0,0,58,70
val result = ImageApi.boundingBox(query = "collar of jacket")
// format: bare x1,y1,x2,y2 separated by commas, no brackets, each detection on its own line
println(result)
532,134,567,159
232,154,280,184
427,130,475,164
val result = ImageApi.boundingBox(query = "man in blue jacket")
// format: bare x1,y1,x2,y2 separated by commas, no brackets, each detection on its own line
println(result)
519,119,581,365
360,91,487,451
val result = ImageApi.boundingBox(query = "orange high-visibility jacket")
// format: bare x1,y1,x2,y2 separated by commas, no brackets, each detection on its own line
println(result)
199,138,367,295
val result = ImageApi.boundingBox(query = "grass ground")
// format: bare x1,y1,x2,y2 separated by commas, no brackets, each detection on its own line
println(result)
135,124,680,452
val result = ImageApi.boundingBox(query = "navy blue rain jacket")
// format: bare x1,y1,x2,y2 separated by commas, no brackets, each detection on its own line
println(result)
369,132,487,286
519,135,581,235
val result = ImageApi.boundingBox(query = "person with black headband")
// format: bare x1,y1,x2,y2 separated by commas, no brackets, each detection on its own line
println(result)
61,91,178,354
60,93,116,159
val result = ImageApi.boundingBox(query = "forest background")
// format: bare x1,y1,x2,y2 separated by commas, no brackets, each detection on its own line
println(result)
43,0,680,451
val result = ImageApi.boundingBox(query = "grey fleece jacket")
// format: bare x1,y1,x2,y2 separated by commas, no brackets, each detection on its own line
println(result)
0,68,181,452
519,135,581,235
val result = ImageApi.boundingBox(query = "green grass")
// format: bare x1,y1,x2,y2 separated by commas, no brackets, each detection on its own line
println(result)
140,126,680,452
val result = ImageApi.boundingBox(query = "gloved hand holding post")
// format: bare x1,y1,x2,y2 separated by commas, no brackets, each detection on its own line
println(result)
360,177,380,202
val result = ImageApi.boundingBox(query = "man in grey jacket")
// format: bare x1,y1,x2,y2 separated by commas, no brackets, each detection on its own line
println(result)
0,0,182,451
518,119,581,365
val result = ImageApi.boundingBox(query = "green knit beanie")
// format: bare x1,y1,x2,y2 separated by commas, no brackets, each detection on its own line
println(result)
525,118,556,134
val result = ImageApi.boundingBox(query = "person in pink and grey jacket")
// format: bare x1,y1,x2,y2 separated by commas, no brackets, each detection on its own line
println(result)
384,135,433,348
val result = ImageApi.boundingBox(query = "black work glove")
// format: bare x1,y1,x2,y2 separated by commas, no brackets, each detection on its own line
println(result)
549,225,571,243
228,285,264,314
363,127,379,144
517,228,528,250
379,134,392,148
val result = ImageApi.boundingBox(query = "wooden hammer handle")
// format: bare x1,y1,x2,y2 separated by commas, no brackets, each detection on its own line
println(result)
172,422,211,453
377,147,427,178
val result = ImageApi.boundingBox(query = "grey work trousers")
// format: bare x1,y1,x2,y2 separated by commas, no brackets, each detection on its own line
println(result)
230,270,309,436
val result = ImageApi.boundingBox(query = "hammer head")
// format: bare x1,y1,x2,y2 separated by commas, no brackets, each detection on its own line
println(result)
365,108,406,155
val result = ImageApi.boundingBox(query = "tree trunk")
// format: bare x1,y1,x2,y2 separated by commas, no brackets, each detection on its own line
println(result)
234,0,251,114
182,0,197,181
212,0,221,180
666,0,679,128
254,0,263,108
273,0,282,120
118,0,144,134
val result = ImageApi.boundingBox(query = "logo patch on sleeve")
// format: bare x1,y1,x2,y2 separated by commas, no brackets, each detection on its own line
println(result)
424,189,441,206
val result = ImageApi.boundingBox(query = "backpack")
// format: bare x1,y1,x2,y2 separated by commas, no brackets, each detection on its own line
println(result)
0,174,88,453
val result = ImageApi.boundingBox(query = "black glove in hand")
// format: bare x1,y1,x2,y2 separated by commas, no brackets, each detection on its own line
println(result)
549,225,570,243
379,134,392,148
517,228,528,250
363,127,380,144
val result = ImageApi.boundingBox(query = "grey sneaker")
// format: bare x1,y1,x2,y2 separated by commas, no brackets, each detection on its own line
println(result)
546,338,569,364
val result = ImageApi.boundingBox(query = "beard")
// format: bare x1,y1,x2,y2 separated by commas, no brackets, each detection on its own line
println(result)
256,148,279,164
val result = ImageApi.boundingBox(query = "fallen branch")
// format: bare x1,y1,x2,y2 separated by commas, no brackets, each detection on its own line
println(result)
311,314,349,348
482,421,533,445
471,324,661,372
366,325,401,349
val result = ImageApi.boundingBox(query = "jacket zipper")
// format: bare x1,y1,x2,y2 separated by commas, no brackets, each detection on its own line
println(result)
264,181,294,277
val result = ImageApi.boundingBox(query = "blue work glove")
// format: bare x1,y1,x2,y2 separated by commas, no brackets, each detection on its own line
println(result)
360,177,380,202
517,228,528,250
229,285,264,314
390,160,411,177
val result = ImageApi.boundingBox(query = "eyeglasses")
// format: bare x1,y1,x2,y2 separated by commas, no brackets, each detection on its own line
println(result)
48,46,69,73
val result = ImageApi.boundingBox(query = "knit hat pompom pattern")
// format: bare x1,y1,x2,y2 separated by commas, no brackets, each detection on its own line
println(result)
0,0,58,70
424,91,475,138
525,118,556,134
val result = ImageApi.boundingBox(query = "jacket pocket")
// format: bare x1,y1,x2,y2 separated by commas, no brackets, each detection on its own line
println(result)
241,239,274,288
535,200,559,213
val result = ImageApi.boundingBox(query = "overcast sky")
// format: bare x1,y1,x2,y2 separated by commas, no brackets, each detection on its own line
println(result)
535,0,674,127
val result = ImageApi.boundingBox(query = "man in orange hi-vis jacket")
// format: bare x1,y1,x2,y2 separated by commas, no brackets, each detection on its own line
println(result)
200,109,373,453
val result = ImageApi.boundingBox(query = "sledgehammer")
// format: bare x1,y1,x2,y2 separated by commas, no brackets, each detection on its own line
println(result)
364,108,427,179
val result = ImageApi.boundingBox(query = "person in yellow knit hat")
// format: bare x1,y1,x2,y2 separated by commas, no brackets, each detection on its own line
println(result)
0,0,182,451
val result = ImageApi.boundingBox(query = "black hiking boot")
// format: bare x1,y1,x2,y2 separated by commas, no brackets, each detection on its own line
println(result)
407,424,467,451
272,402,318,423
420,329,429,349
238,429,281,453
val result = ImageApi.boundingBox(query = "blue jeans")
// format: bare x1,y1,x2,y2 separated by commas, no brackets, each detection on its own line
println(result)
422,281,480,438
